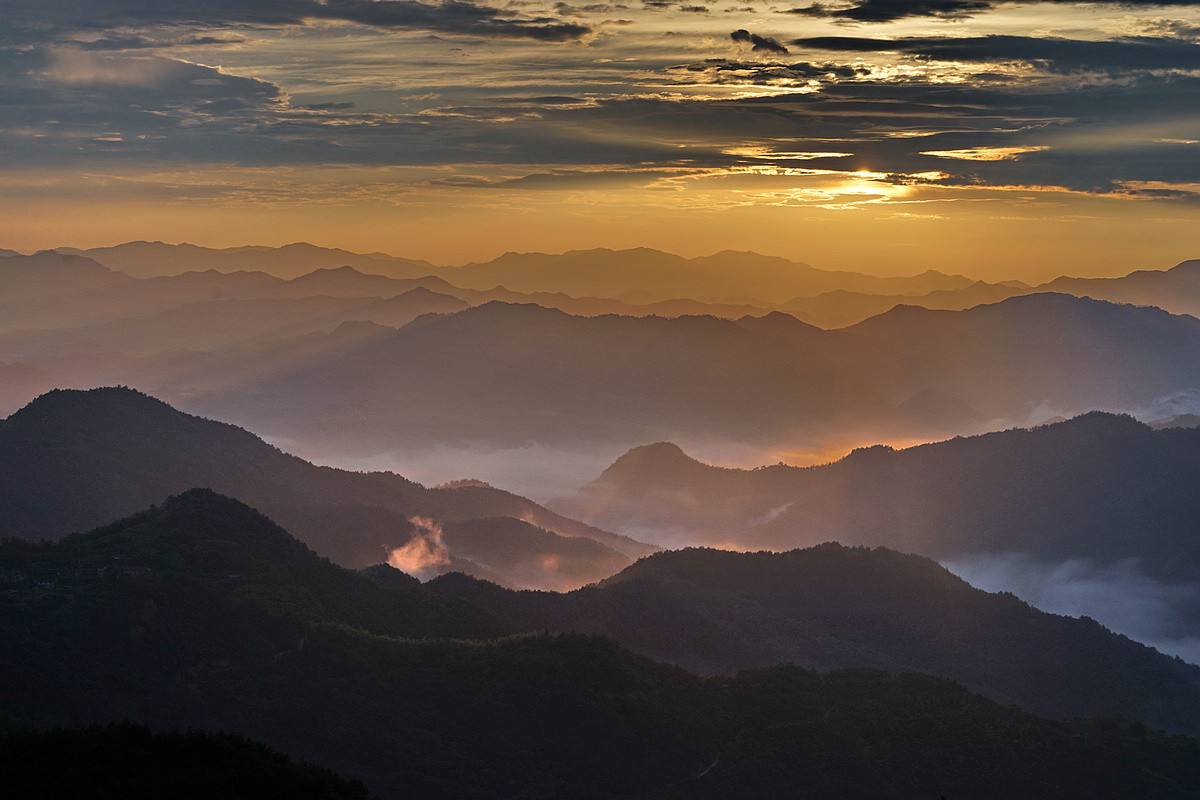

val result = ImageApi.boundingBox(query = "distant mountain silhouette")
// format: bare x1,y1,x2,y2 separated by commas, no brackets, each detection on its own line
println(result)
778,259,1200,327
0,253,283,334
19,246,1200,338
0,251,131,304
443,247,976,305
559,412,1200,580
0,388,652,588
1,725,370,800
1152,413,1200,430
1041,259,1200,318
176,294,1200,455
59,241,436,279
0,253,777,360
4,490,1199,798
0,287,468,359
779,280,1027,328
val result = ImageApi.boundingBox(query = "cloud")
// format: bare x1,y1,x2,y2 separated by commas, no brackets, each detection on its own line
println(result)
4,1,1200,208
792,34,1200,73
920,145,1049,161
674,57,870,86
945,553,1200,665
387,516,451,579
786,0,1200,23
731,29,790,54
2,0,591,44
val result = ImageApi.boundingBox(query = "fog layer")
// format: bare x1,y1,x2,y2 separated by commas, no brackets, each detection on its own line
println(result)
945,553,1200,665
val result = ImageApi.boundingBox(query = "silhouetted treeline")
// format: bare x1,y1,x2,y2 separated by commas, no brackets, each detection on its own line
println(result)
0,724,370,800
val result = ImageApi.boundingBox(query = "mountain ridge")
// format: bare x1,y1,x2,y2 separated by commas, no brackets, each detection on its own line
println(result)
7,489,1200,757
0,387,654,589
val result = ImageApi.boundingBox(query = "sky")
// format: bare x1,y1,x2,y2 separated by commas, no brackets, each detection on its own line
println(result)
2,0,1199,280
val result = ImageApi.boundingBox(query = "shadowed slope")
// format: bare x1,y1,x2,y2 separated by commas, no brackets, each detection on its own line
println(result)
0,725,370,800
174,293,1200,455
0,388,652,588
429,544,1200,733
558,412,1200,579
4,491,1200,799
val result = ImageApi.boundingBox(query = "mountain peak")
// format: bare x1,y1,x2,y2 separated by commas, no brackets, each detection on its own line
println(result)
598,442,703,483
602,543,967,596
65,488,313,570
11,386,169,423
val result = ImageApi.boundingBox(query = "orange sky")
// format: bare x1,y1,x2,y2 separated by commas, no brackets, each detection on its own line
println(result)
4,1,1200,281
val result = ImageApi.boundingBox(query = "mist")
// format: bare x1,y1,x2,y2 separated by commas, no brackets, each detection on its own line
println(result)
387,517,450,580
262,438,636,503
944,553,1200,665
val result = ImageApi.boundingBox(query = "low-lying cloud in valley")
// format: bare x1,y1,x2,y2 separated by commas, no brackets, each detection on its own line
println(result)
387,517,451,579
946,553,1200,664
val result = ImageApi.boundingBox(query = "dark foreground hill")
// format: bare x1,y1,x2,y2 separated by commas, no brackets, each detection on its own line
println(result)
4,490,1200,800
437,545,1200,733
0,387,653,589
0,725,370,800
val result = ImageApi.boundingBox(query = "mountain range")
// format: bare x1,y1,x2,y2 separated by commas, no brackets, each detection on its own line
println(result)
556,412,1200,579
4,489,1200,798
55,241,436,280
436,543,1200,732
161,293,1200,458
0,387,652,590
8,250,1200,483
39,243,1200,325
54,242,979,304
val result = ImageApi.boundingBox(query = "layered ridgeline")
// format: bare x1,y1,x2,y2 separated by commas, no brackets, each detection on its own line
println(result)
172,293,1200,454
434,544,1200,733
555,414,1200,661
555,414,1200,580
0,388,651,590
6,251,1200,456
0,248,967,363
55,241,438,280
64,243,1200,318
58,242,975,303
776,258,1200,328
0,248,951,349
39,244,1200,323
4,490,1200,799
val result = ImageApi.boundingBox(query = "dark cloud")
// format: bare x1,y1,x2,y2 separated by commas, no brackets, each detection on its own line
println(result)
731,29,790,54
682,57,869,82
792,34,1200,72
553,2,629,15
785,0,1200,23
782,3,844,15
73,33,247,51
301,101,358,110
1142,19,1200,41
2,0,591,44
